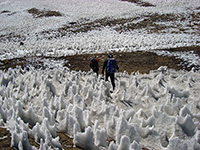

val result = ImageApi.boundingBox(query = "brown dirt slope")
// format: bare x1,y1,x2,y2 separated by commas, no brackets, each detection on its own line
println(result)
0,128,13,150
64,51,183,74
1,46,199,74
63,46,200,74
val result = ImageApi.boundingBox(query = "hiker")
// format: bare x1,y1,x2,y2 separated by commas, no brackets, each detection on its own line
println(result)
89,56,99,76
102,54,119,91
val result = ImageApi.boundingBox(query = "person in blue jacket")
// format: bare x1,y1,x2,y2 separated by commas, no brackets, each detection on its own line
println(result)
102,54,119,91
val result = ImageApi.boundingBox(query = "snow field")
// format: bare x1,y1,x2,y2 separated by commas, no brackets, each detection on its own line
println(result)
0,66,200,150
1,0,200,149
1,29,199,61
0,0,200,60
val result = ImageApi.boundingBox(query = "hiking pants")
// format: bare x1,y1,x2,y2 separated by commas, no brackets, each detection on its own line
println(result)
92,69,99,77
105,72,115,90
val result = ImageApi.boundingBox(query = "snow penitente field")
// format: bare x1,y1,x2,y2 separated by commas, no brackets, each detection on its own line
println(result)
0,0,200,150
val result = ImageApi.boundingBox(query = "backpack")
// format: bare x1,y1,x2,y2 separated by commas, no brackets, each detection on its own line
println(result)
107,58,117,73
90,58,99,71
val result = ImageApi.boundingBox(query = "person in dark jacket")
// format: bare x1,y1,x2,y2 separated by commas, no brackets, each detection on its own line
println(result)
89,56,99,77
102,54,119,91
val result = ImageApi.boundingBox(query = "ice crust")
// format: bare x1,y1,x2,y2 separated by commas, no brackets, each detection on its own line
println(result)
0,66,200,150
